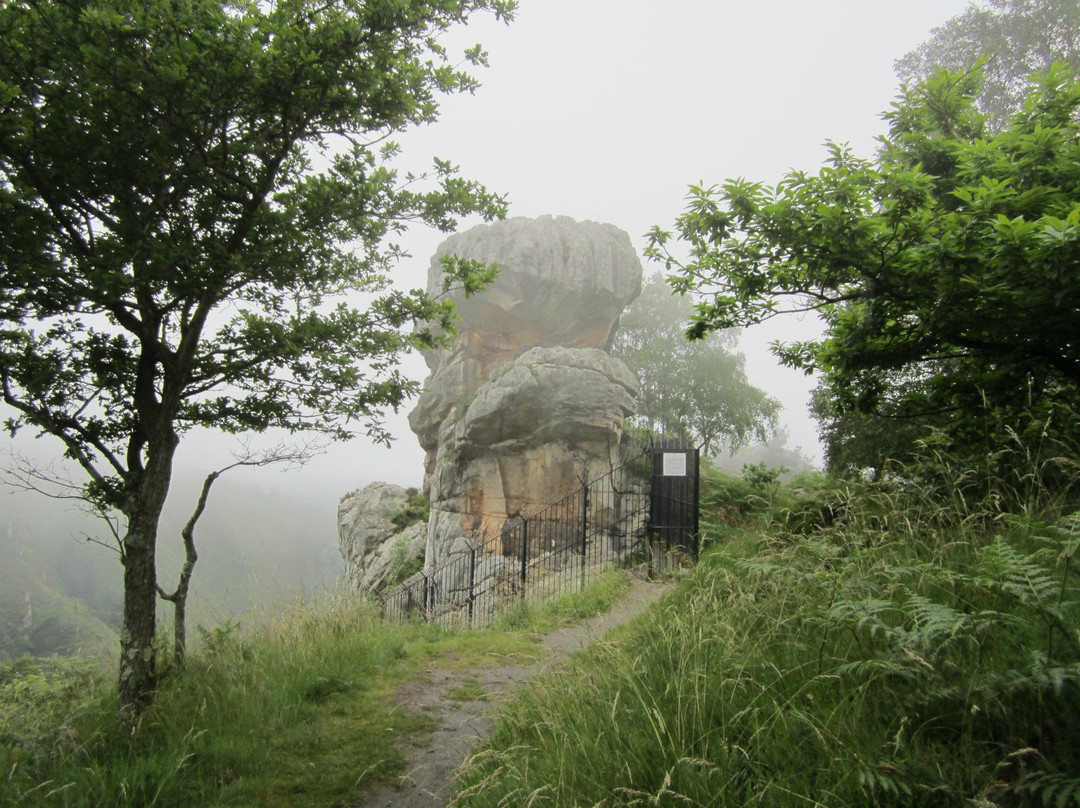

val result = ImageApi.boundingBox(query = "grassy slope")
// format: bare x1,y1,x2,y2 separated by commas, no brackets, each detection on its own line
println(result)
0,553,117,663
452,469,1080,808
0,571,630,808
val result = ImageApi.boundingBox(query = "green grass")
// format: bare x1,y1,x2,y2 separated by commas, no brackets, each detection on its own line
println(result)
0,592,539,808
0,569,644,808
446,678,489,703
491,568,630,632
452,463,1080,808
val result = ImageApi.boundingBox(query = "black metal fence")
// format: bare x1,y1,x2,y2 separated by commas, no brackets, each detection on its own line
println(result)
380,443,699,627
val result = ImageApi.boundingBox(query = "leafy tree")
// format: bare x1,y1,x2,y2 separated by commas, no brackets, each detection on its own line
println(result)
895,0,1080,130
0,0,512,714
612,275,780,454
807,0,1080,474
647,66,1080,468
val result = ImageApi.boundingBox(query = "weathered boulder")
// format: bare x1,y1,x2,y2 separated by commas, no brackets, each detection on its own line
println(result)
337,482,426,595
409,216,643,568
425,214,642,346
460,346,639,448
409,215,642,463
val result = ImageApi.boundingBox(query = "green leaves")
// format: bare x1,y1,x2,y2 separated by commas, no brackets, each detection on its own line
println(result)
895,1,1080,132
0,0,514,462
611,276,780,453
654,65,1080,466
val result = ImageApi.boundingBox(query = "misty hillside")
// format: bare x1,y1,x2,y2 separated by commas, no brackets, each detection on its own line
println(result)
0,520,118,661
1,474,342,662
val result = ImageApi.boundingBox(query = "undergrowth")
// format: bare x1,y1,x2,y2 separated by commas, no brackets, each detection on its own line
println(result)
0,567,640,807
492,568,630,631
453,448,1080,807
0,593,536,808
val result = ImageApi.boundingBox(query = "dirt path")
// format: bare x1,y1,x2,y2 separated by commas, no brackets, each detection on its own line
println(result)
353,578,669,808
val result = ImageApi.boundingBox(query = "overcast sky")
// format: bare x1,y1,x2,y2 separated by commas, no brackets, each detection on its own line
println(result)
4,0,973,517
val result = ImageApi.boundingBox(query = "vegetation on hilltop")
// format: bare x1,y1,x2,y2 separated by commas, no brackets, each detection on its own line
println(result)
454,445,1080,807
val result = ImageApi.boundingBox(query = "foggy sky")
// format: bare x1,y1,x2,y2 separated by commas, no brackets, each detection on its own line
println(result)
2,0,972,519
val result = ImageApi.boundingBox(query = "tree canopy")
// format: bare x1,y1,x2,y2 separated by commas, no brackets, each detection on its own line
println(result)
647,66,1080,466
895,0,1080,130
0,0,512,713
612,276,780,454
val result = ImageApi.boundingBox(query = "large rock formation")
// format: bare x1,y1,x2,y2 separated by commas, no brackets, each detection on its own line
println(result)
409,215,643,568
338,483,426,595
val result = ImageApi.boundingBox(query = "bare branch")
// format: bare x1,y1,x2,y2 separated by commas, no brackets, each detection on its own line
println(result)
1,450,125,556
156,436,326,665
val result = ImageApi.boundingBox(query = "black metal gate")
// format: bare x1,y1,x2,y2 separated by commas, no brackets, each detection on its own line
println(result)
649,441,700,571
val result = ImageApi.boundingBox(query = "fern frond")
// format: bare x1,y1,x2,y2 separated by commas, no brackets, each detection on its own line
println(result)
1009,769,1080,808
856,761,914,800
980,540,1060,611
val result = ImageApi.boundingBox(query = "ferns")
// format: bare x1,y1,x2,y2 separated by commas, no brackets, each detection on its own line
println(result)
1011,769,1080,808
450,444,1080,808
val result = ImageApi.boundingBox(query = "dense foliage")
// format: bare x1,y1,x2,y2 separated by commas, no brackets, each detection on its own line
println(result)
895,0,1080,130
806,0,1080,475
0,0,511,711
612,276,780,453
648,67,1080,469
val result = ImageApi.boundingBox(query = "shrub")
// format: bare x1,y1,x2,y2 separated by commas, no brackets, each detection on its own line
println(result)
390,488,430,531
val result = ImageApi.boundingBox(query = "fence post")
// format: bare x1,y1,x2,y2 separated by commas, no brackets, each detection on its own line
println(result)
580,483,589,590
692,447,701,562
467,547,476,625
520,518,529,600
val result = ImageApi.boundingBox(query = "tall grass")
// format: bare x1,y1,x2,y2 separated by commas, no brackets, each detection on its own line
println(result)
453,447,1080,807
1,567,642,807
492,568,630,632
0,593,536,808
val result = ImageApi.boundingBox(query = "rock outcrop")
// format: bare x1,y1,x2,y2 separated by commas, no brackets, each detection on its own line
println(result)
409,216,643,568
338,483,426,595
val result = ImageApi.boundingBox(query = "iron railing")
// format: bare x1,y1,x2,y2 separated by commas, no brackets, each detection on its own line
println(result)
380,444,696,626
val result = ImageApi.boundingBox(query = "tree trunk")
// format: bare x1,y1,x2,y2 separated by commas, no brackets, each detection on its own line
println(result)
171,580,189,668
117,438,178,718
118,527,159,715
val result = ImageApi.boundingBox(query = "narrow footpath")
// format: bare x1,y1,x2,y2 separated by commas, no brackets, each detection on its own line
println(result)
353,578,669,808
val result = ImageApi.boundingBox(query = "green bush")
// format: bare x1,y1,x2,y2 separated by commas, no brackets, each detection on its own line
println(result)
390,488,430,531
385,533,425,589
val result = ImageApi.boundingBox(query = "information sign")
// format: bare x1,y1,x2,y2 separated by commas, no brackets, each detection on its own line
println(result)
662,452,687,477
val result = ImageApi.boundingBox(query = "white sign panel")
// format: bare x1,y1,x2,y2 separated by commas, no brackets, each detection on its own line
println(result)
662,452,687,477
